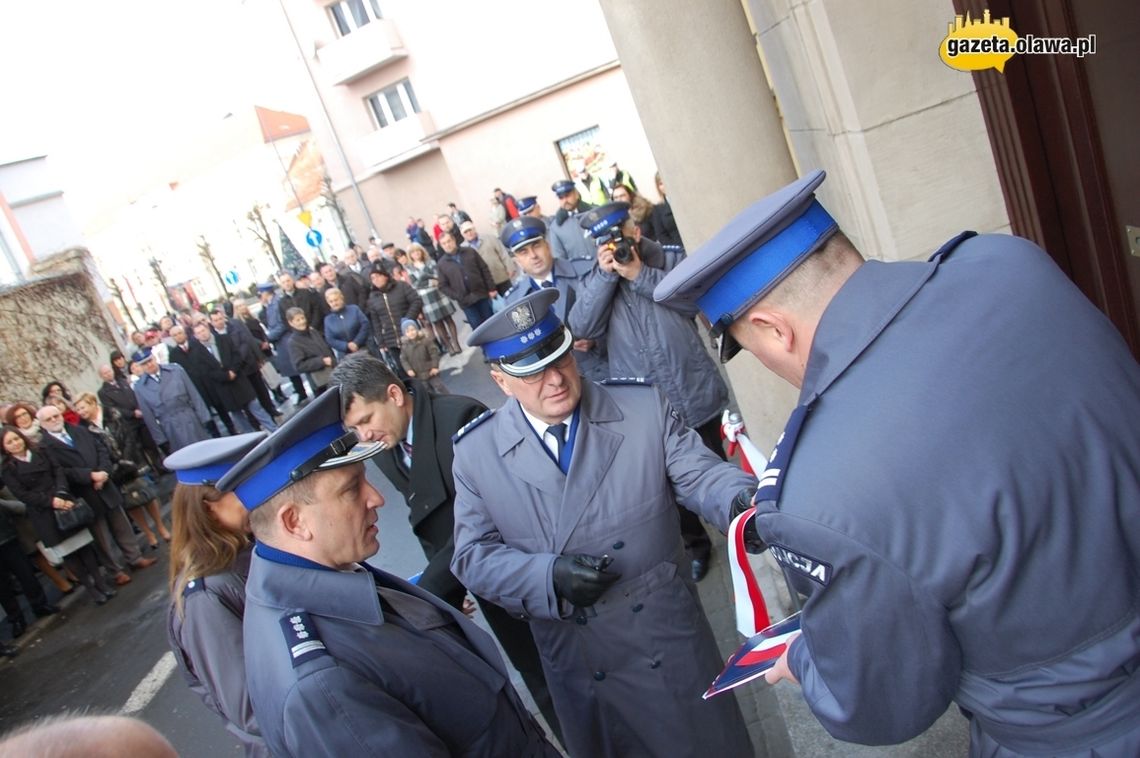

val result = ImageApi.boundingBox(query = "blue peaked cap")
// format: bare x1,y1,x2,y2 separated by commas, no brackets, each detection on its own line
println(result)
551,179,575,197
214,386,386,510
517,196,538,214
500,216,547,253
163,432,267,488
467,289,573,377
653,170,837,361
579,202,631,240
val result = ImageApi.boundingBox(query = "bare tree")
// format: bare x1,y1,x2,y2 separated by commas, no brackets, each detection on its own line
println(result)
247,204,284,271
197,236,231,298
321,174,351,244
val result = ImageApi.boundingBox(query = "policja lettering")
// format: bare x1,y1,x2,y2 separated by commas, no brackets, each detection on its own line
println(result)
769,545,831,585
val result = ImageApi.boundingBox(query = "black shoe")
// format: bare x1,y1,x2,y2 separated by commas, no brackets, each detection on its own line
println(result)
94,595,109,606
10,616,27,638
103,589,117,599
32,604,60,617
0,643,18,658
690,558,710,582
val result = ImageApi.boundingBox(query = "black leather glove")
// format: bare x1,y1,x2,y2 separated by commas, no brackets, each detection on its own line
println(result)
552,554,621,607
731,488,767,554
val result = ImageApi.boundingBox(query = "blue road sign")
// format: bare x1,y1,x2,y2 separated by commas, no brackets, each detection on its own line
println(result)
305,229,323,248
223,270,240,286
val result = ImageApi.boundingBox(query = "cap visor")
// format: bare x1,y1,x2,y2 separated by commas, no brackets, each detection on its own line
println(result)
317,439,387,470
497,328,574,377
719,330,743,363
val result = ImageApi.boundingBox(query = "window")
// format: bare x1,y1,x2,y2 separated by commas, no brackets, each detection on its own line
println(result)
367,79,420,129
329,0,383,37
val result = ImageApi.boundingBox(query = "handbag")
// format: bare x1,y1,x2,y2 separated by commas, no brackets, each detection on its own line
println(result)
53,499,95,532
37,529,95,566
121,478,156,509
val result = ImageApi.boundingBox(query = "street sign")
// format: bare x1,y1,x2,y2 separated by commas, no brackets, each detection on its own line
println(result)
223,270,240,286
298,210,313,228
305,229,323,248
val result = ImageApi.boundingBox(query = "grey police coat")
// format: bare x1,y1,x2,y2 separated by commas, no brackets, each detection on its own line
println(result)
243,549,557,758
505,258,609,382
548,205,597,261
451,381,755,758
569,238,727,427
753,233,1140,756
133,364,211,452
167,548,266,757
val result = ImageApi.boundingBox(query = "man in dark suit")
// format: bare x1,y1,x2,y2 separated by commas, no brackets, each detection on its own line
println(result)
96,363,163,471
330,353,562,743
210,309,279,421
193,322,276,433
35,406,157,584
276,270,327,328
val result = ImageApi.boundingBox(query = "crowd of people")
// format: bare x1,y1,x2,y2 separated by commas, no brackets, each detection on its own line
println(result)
4,165,1138,758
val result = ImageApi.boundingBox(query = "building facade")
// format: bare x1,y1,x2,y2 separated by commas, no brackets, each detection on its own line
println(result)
274,0,659,246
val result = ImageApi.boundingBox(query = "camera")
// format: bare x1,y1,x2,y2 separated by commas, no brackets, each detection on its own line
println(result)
599,229,635,265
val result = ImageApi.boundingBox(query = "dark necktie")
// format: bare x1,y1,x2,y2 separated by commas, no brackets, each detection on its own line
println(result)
547,423,567,469
541,280,555,289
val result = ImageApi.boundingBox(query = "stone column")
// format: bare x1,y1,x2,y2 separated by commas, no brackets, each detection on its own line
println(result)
597,0,800,448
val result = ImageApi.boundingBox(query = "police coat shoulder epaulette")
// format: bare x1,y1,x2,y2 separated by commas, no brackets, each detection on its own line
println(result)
451,409,496,444
600,377,653,386
279,611,328,668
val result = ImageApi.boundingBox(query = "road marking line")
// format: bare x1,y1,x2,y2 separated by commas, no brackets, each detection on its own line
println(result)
121,652,177,715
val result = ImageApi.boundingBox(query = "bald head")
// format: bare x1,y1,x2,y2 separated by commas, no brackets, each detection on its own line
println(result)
728,232,864,388
0,715,177,758
98,365,114,382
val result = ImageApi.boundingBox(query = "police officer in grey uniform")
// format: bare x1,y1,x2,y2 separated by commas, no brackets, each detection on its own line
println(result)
570,202,724,581
165,432,268,758
450,289,754,758
655,169,1140,756
501,215,608,382
547,179,596,261
216,388,557,758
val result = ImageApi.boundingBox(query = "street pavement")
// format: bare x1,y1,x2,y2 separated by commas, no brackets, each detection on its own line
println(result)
0,328,970,756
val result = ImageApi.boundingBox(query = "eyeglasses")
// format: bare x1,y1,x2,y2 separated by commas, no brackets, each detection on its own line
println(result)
12,410,30,419
41,413,62,421
510,351,575,385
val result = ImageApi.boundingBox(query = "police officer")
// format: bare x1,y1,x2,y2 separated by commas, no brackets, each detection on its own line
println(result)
547,179,596,261
165,432,269,758
569,201,725,581
330,352,563,742
450,289,754,758
516,195,547,223
654,170,1140,755
215,388,557,758
501,216,608,382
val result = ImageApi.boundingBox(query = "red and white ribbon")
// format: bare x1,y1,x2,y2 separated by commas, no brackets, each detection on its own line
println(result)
722,410,771,637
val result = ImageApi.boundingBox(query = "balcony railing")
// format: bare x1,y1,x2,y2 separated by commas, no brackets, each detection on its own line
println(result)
356,111,437,171
317,20,406,86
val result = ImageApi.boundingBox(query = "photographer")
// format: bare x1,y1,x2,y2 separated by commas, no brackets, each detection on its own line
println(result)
569,202,728,581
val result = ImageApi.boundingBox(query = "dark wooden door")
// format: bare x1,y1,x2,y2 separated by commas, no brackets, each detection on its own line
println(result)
956,0,1140,357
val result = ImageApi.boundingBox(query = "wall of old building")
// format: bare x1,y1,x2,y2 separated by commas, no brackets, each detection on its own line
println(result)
0,248,125,405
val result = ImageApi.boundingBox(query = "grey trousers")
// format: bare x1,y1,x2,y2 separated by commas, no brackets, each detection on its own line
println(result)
91,505,142,572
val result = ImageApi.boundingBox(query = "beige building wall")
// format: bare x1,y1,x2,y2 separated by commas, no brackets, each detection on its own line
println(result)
283,0,658,245
437,67,658,237
745,0,1011,260
601,0,1011,451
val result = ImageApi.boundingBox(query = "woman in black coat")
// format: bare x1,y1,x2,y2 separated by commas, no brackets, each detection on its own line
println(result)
1,427,116,605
